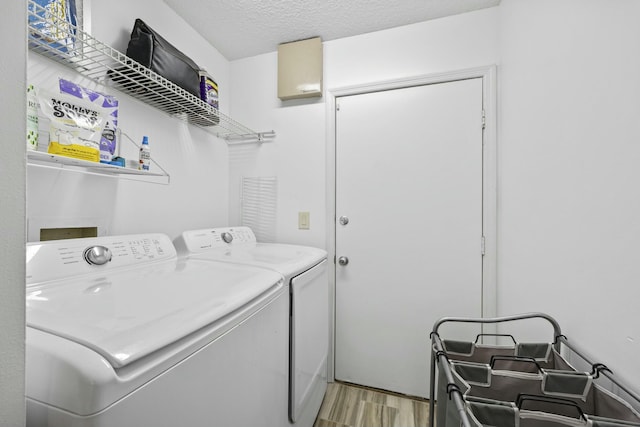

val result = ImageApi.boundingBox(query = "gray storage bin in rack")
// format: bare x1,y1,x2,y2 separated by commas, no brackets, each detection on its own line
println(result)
430,314,640,427
442,339,575,372
451,362,640,425
436,362,473,427
436,339,577,427
466,397,640,427
435,362,588,427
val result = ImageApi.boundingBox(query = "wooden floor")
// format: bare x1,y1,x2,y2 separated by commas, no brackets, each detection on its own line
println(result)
313,382,431,427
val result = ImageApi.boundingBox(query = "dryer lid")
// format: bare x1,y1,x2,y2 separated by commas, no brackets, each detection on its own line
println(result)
26,258,283,368
218,243,327,278
177,227,327,279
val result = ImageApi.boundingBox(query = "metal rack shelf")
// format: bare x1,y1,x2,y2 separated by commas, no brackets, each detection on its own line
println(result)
27,0,273,142
27,151,169,184
27,130,171,185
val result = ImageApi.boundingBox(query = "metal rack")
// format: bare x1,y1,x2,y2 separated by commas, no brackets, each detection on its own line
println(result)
27,130,171,185
430,313,640,427
27,0,274,143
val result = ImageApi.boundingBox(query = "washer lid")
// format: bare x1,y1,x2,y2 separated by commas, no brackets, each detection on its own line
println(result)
26,258,283,368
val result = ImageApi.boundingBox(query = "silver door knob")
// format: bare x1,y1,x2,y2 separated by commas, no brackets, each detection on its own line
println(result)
339,216,349,226
338,256,349,266
83,246,112,265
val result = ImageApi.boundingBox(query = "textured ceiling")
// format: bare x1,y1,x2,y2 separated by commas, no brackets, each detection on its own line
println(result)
163,0,501,60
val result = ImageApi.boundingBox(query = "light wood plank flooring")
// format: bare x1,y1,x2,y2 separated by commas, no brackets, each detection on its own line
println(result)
314,382,430,427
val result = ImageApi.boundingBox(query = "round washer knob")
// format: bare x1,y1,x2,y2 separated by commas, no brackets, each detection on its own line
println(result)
83,246,112,265
221,232,233,244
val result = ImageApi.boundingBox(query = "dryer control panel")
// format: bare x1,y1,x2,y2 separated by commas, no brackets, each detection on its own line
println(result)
176,227,257,253
26,233,177,285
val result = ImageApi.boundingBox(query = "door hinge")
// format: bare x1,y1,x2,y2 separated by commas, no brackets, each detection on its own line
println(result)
481,236,486,256
481,109,486,130
336,101,341,112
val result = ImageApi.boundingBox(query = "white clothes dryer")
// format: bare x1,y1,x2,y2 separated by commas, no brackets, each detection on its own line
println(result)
25,233,289,427
174,227,329,427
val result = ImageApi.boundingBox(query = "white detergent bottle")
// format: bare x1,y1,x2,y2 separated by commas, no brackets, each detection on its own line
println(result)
138,136,150,171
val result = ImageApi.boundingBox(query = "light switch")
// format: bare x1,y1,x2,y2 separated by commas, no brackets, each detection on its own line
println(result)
298,212,310,230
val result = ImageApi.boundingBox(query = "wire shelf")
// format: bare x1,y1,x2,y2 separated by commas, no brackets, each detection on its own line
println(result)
27,0,272,142
27,126,171,185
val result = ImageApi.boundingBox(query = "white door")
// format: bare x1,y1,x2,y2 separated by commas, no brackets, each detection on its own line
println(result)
334,78,485,398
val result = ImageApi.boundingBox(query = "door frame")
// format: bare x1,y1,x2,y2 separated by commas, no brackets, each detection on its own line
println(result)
325,65,498,381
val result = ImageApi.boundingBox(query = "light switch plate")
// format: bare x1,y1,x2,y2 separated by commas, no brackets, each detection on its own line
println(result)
298,211,310,230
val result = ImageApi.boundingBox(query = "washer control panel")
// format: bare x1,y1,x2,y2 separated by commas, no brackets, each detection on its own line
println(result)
26,233,176,285
178,227,257,253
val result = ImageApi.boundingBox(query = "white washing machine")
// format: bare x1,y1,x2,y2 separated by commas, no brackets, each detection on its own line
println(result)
25,233,289,427
174,227,328,427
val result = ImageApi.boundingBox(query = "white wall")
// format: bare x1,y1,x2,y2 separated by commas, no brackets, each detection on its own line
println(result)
498,0,640,382
27,0,231,242
229,8,500,248
16,0,640,418
230,0,640,388
0,0,26,424
228,52,327,247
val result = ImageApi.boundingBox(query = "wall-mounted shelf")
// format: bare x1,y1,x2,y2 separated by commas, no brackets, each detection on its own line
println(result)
27,129,171,185
27,151,171,184
27,0,274,143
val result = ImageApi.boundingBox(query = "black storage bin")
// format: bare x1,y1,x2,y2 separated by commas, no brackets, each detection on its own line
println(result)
125,18,201,98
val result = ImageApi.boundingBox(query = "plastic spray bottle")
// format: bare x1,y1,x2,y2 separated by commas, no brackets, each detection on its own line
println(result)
138,136,150,171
